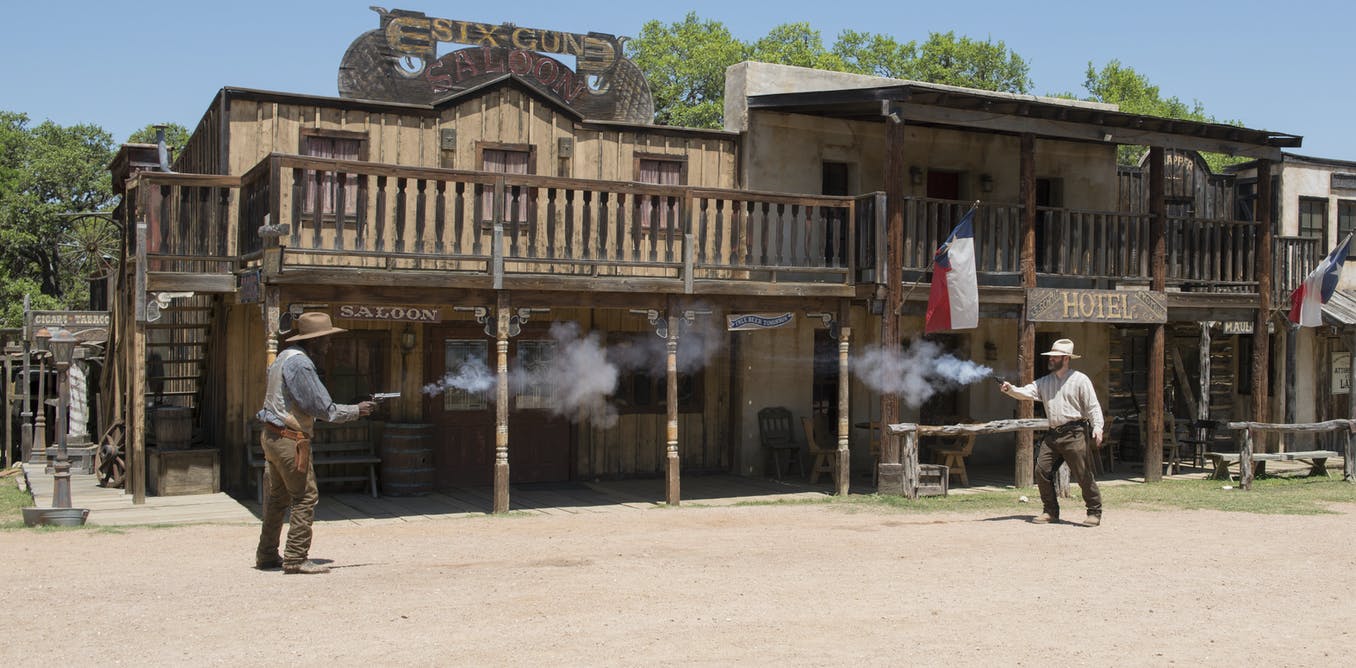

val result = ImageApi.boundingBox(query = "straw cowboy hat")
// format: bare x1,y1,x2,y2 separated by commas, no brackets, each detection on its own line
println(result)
1040,338,1081,359
285,312,346,342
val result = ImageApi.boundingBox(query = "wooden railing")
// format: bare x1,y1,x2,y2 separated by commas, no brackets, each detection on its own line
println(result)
1273,236,1321,301
239,154,856,287
1165,216,1258,289
129,173,238,273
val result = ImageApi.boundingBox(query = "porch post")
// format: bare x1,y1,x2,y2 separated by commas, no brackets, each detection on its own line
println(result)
878,103,906,494
1253,160,1274,443
130,220,149,504
836,323,851,496
1198,322,1213,447
1146,146,1166,481
1347,329,1356,482
665,306,681,506
493,292,511,514
1015,133,1036,488
264,286,281,366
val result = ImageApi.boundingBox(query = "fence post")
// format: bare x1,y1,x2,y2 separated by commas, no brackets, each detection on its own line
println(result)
1240,428,1255,491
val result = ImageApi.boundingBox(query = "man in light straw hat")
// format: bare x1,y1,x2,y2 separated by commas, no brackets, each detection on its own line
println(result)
255,312,375,573
1000,338,1105,527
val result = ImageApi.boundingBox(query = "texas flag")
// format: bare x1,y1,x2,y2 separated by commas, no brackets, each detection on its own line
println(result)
1289,232,1353,327
925,209,978,333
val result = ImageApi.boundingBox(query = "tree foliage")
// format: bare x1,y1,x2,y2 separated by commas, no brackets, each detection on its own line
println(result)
127,122,191,151
0,111,116,327
1079,60,1244,170
627,17,1033,128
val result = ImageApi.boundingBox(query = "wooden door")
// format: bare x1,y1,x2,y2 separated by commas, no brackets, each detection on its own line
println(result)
423,326,572,487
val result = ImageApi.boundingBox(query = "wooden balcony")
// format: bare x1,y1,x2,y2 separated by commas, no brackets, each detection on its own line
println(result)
128,155,1288,303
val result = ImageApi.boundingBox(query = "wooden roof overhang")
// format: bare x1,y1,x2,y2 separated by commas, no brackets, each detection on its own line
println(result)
747,84,1302,160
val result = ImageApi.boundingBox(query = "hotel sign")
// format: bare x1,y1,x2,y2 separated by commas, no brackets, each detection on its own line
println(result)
1027,288,1166,324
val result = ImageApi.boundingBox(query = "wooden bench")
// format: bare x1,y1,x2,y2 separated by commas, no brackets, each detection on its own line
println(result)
249,421,380,502
1204,450,1339,480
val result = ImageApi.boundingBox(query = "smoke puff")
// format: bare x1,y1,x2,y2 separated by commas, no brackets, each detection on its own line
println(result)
852,339,992,408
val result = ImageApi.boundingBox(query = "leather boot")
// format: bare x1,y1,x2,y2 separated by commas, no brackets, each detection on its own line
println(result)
283,560,331,574
1083,514,1102,527
255,554,283,570
1032,512,1059,524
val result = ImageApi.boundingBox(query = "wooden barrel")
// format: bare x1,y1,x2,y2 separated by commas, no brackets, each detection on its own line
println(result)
380,423,435,496
153,407,193,450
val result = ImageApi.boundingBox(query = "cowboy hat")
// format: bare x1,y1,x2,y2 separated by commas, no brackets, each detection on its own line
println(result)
285,312,346,342
1039,338,1080,359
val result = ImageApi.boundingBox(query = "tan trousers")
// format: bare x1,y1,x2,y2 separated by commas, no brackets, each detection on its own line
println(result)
254,429,318,567
1035,428,1102,518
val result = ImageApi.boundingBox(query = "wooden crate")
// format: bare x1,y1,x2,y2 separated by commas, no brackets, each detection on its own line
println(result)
148,448,220,496
917,464,949,497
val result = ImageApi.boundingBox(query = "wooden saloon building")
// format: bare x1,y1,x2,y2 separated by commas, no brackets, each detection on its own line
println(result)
104,9,1306,506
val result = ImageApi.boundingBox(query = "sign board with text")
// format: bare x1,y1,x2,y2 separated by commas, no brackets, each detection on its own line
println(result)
1026,288,1167,324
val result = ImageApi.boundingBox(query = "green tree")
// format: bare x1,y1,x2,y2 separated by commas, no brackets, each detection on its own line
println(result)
748,23,847,72
1078,60,1243,169
127,122,191,151
0,111,116,326
626,13,746,128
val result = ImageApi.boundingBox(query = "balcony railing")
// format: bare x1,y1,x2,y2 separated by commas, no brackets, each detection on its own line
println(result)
129,172,237,273
1273,236,1321,302
239,154,855,288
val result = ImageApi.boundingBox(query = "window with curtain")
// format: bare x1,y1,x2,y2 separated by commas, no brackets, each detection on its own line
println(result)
443,340,490,411
1338,200,1356,261
636,156,685,232
301,134,362,217
1298,196,1327,241
479,147,533,225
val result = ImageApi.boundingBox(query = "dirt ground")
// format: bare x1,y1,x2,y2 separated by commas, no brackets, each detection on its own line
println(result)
3,502,1353,666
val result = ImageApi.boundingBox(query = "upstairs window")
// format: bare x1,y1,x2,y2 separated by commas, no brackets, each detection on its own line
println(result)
300,129,365,217
1298,196,1328,241
635,154,686,232
478,143,535,225
1339,200,1356,261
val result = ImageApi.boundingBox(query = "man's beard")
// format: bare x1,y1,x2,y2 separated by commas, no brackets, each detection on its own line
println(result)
1048,357,1066,372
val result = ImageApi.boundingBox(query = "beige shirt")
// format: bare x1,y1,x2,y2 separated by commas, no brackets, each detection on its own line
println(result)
1004,369,1105,437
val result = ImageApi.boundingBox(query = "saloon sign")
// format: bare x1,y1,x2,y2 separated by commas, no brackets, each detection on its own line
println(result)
1026,288,1167,324
339,9,654,123
335,304,444,323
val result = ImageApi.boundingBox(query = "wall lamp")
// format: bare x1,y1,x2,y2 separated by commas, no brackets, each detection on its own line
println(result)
909,166,924,185
980,174,994,193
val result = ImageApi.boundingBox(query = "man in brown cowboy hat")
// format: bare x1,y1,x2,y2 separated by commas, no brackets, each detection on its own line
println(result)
1000,338,1105,527
254,312,375,573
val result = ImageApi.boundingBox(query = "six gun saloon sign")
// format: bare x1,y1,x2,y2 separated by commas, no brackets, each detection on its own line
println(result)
1026,288,1167,324
335,304,444,323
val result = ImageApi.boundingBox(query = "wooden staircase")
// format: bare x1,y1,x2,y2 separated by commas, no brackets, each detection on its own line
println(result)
145,295,217,442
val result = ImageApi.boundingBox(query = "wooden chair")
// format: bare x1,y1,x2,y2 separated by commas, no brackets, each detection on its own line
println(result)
1137,412,1187,475
932,434,975,487
802,417,836,485
758,407,802,481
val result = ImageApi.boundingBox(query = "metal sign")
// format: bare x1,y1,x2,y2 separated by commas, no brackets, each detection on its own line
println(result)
336,304,445,323
28,310,111,343
238,268,262,304
1026,288,1167,324
338,9,654,123
1334,352,1351,395
727,313,794,331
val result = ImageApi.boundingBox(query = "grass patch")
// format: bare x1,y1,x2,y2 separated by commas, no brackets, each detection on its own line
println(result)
733,476,1356,516
0,467,35,529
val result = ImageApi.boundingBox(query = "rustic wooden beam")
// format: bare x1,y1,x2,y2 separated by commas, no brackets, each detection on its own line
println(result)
878,104,907,494
493,292,510,514
665,299,681,506
889,418,1051,435
891,102,1286,160
1146,147,1166,481
146,272,238,293
836,318,852,497
1253,161,1273,442
1015,133,1036,488
131,220,149,505
1198,322,1213,448
1349,330,1356,483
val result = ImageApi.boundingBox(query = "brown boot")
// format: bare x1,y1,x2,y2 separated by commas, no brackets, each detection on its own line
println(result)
1032,512,1059,524
283,560,331,575
1083,514,1102,527
255,554,283,570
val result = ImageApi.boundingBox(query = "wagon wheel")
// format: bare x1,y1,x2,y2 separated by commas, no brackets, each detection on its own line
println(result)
60,214,122,281
95,421,126,488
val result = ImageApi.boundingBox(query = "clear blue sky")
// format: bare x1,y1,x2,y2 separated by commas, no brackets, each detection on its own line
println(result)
4,1,1352,159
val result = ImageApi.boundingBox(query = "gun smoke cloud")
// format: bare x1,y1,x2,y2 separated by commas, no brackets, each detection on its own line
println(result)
852,339,992,408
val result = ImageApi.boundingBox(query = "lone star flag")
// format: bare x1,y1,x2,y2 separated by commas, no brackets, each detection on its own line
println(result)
925,209,978,333
1289,232,1352,327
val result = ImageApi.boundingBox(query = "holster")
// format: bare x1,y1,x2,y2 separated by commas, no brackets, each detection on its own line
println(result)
294,438,312,473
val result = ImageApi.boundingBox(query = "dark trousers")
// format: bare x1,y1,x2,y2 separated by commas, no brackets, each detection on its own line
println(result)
255,430,319,567
1036,427,1102,518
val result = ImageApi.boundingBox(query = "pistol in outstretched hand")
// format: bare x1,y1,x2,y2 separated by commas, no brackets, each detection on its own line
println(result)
370,392,400,402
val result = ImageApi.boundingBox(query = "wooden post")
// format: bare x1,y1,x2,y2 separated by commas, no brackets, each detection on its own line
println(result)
1198,322,1213,449
665,306,681,506
264,286,281,366
1347,331,1356,482
1146,147,1166,481
1240,428,1255,491
20,294,32,464
2,350,10,469
130,221,148,504
1253,161,1273,443
878,104,907,494
1015,133,1036,488
493,293,510,514
901,428,919,499
835,324,851,496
